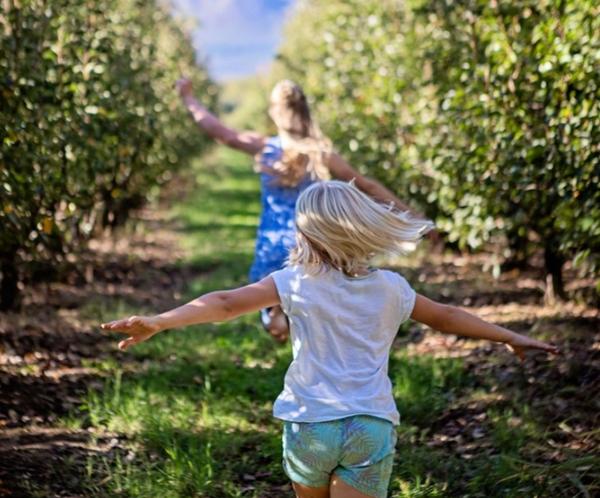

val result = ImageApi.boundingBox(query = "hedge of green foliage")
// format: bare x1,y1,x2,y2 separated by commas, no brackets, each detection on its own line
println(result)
275,0,600,300
0,0,215,309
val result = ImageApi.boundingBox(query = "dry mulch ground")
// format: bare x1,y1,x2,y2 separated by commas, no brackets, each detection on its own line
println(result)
0,209,198,497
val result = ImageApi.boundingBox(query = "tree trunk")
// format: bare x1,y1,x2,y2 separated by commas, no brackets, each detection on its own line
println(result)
502,229,530,271
0,249,20,311
544,245,566,304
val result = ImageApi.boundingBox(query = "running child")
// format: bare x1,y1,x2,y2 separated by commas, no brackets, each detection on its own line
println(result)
176,77,430,343
102,181,558,498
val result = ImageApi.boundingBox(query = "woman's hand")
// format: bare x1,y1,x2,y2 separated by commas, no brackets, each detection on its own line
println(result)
175,76,193,98
505,334,559,361
101,316,163,350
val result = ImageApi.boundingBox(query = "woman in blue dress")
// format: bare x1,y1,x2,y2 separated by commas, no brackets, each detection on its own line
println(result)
176,78,427,343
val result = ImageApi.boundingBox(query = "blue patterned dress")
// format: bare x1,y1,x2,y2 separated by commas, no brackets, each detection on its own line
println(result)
249,136,315,283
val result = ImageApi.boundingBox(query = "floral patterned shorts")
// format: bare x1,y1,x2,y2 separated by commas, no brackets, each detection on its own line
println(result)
282,415,397,498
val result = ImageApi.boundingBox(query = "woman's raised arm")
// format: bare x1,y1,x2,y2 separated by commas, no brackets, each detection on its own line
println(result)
176,77,268,156
326,151,426,220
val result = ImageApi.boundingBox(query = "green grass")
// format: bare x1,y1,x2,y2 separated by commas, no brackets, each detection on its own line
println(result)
391,354,471,427
72,148,599,497
76,149,289,497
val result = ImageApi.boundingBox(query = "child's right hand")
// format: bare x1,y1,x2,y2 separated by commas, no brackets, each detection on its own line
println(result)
101,316,162,350
505,334,559,361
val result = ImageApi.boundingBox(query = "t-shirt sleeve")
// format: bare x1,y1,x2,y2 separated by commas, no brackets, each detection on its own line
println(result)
395,273,416,324
270,266,294,314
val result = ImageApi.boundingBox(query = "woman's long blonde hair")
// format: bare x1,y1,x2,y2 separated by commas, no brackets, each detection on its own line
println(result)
255,80,331,186
289,181,434,276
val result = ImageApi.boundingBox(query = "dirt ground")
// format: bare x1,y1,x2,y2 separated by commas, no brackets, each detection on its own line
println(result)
0,208,198,497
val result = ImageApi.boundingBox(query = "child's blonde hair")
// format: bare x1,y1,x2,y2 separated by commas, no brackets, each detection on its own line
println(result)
255,80,331,187
289,181,434,276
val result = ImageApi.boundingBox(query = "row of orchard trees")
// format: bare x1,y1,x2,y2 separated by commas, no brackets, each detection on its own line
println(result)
0,0,215,309
275,0,600,301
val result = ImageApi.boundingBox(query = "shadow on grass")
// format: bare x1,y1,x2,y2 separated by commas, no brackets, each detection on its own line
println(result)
137,425,286,496
0,421,117,497
81,423,291,498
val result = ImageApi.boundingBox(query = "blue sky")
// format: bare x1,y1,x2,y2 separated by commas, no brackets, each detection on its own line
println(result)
171,0,297,81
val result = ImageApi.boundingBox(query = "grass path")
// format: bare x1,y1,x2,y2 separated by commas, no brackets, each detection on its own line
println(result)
2,148,598,497
84,149,293,497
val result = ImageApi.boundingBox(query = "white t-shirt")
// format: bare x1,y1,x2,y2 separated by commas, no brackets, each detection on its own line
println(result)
271,265,416,425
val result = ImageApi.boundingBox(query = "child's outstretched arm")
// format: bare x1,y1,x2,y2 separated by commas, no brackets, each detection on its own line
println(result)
176,76,268,155
101,277,280,350
410,294,559,360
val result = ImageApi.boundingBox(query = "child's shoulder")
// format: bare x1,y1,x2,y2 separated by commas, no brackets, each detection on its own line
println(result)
262,136,282,155
268,135,281,147
375,268,413,287
277,266,412,287
271,264,303,282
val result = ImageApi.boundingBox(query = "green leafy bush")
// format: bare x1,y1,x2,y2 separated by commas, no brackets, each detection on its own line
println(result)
0,0,215,309
275,0,600,300
419,0,600,299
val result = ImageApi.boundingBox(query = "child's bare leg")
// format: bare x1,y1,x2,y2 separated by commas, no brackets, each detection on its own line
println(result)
292,474,376,498
268,305,289,344
292,481,330,498
329,474,376,498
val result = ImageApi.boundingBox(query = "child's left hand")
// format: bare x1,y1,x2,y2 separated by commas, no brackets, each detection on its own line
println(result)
101,316,162,350
506,334,559,361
